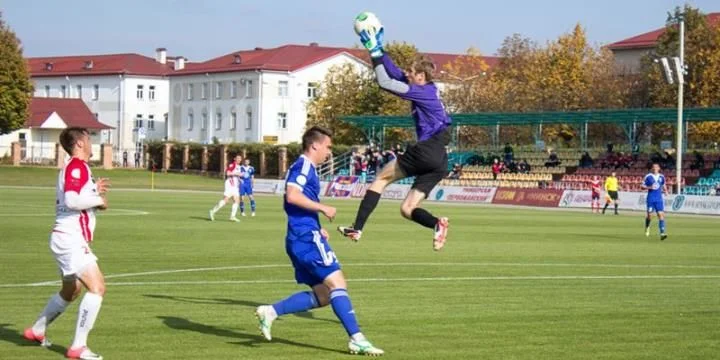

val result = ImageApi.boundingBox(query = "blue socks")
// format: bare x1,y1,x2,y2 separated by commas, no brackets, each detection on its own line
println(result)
272,291,318,316
240,201,245,213
250,199,256,212
330,288,360,337
645,218,651,228
659,219,666,233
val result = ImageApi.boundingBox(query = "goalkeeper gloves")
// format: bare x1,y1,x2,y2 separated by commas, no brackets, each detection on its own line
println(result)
359,27,384,59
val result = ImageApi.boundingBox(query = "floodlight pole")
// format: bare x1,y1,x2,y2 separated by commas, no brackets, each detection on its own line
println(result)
676,18,685,194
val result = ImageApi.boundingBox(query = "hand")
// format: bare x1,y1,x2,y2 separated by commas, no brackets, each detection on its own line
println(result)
97,196,108,210
321,228,330,241
96,178,111,194
320,205,336,222
359,27,384,58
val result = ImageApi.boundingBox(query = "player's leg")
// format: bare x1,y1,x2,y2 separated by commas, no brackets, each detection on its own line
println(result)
658,207,667,240
323,270,383,356
249,194,256,216
209,196,230,220
67,262,105,360
645,208,653,236
239,192,246,216
339,160,406,240
602,194,610,214
25,279,81,346
230,195,240,221
613,198,619,215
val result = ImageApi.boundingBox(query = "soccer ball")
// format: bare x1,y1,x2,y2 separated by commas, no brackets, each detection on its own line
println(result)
353,11,382,36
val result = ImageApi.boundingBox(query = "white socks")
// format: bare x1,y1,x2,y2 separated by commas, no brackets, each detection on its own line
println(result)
32,293,69,335
231,203,239,218
211,200,226,213
71,292,103,349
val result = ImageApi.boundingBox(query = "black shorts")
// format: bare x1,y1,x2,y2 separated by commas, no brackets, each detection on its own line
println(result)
607,191,619,201
397,130,450,196
592,192,600,200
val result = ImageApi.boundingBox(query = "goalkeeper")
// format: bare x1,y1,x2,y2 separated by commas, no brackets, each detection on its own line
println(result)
338,25,452,251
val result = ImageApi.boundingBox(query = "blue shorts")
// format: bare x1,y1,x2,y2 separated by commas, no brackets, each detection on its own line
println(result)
647,200,665,213
240,183,253,196
286,231,340,287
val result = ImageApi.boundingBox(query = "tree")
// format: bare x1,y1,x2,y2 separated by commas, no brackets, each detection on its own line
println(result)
639,5,720,146
306,42,419,146
0,11,33,135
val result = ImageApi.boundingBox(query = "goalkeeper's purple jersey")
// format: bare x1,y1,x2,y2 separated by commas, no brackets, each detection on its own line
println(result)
379,54,452,141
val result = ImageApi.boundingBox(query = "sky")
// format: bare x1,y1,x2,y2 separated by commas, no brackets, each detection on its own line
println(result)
2,0,718,61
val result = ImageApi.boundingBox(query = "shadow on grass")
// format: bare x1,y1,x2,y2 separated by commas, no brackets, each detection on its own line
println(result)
157,316,346,354
188,216,213,222
144,294,338,324
0,323,68,357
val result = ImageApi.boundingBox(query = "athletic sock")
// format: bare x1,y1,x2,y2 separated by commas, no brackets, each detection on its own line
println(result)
330,288,361,337
353,190,381,231
231,203,239,218
645,218,651,228
240,201,245,213
212,200,225,213
32,293,69,335
250,199,256,212
70,293,103,349
659,219,666,233
410,208,438,229
272,291,319,316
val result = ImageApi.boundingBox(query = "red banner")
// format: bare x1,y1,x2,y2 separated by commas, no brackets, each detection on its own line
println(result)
492,188,564,207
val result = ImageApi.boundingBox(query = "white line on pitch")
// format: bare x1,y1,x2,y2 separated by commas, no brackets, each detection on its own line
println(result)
2,274,720,288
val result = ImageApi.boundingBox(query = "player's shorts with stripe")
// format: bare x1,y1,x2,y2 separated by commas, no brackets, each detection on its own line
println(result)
646,199,665,213
398,129,451,196
607,191,619,201
286,230,340,287
50,231,98,280
592,191,600,200
224,180,239,197
240,182,253,196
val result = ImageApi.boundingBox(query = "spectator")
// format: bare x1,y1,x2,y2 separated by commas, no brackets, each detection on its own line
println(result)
353,155,362,176
448,163,462,180
518,159,531,174
606,142,614,154
690,151,705,170
716,182,720,196
122,151,128,168
579,152,593,168
632,143,640,161
491,158,501,180
663,151,675,170
507,160,518,173
360,156,369,183
503,142,514,163
545,151,561,167
134,151,141,168
499,161,510,173
395,143,404,156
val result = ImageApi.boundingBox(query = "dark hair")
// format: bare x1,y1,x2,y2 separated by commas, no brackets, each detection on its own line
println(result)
302,126,333,151
59,127,89,155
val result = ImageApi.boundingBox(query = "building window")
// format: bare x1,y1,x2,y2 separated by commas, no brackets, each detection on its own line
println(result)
187,84,194,100
187,111,194,130
201,112,208,130
230,81,237,98
44,85,50,97
245,80,253,98
278,81,289,97
76,85,83,98
60,85,67,98
230,111,237,130
201,83,208,99
215,111,222,130
92,84,99,100
137,85,144,100
148,115,155,130
246,109,252,130
215,82,222,99
135,114,143,129
278,112,287,129
149,85,156,101
307,82,319,98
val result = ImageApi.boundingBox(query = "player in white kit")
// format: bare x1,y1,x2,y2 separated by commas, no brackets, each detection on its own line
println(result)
23,127,110,360
209,154,243,222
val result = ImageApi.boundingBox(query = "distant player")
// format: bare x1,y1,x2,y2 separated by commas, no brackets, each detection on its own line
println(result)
602,171,620,215
239,158,256,217
338,24,451,250
24,127,109,360
642,163,669,240
255,126,383,356
209,154,243,222
589,175,602,213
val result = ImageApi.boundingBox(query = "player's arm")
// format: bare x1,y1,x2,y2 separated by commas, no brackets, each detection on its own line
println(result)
286,185,335,221
373,62,436,102
374,54,408,82
63,165,105,211
640,175,652,190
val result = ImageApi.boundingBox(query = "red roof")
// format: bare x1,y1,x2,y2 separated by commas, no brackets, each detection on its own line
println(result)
27,53,171,77
608,12,720,50
27,98,113,129
171,44,499,76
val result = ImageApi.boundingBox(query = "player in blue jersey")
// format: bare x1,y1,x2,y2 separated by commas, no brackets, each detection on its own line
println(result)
239,158,256,217
338,25,451,251
642,163,669,240
255,126,384,356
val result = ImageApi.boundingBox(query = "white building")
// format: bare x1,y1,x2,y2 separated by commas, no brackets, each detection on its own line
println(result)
26,51,172,157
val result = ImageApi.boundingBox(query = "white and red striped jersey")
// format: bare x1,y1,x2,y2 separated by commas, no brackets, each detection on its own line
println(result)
53,158,104,243
225,161,243,187
590,179,602,194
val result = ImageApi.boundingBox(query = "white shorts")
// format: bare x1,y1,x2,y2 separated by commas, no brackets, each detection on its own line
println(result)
224,181,239,197
50,231,98,280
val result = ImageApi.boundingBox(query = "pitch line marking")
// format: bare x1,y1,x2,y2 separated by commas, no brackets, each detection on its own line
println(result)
0,208,149,217
1,274,720,288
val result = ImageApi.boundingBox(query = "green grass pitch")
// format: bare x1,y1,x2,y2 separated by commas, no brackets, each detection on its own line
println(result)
0,167,718,359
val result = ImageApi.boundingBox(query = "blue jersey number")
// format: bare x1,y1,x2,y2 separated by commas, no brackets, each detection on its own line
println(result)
312,231,337,266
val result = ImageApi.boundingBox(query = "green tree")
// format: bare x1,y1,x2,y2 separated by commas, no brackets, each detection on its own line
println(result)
0,11,33,135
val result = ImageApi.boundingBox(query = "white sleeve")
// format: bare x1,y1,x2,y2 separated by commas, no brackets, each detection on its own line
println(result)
64,191,104,211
